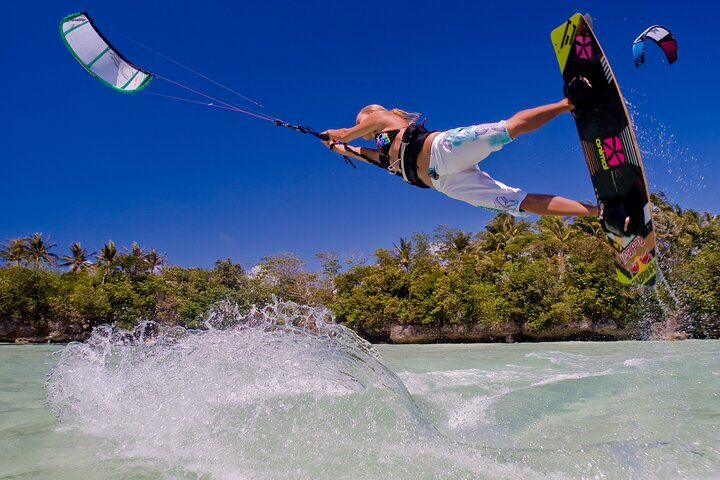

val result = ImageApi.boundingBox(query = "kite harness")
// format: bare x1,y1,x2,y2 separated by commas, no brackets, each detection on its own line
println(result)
371,125,432,188
393,124,433,189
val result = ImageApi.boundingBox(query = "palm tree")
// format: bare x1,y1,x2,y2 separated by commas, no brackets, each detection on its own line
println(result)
481,214,524,253
129,241,146,258
538,216,573,244
59,242,93,272
96,240,118,283
450,231,472,254
570,215,604,238
25,232,57,270
120,241,147,275
0,237,29,266
434,226,472,259
144,248,166,274
392,237,413,272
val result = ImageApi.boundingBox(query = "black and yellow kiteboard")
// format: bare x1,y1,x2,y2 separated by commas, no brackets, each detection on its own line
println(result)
551,13,657,286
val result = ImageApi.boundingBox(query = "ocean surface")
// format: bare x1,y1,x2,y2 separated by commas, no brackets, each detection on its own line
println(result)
1,302,719,480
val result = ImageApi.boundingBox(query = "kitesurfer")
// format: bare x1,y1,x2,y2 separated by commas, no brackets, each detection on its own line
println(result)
320,91,631,226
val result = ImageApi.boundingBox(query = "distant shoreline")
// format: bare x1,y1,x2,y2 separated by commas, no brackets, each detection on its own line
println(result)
0,318,698,345
2,195,719,344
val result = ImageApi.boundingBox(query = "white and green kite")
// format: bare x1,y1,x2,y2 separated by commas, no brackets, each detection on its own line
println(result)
60,12,153,93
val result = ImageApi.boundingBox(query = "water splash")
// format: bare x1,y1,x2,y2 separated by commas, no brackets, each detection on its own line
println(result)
49,300,560,479
625,91,709,203
46,300,443,478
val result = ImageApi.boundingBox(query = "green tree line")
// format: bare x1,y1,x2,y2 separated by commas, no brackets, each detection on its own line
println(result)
1,194,718,342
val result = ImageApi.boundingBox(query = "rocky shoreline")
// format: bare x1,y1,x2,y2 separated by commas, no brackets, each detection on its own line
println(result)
0,319,90,344
0,315,700,345
388,318,633,343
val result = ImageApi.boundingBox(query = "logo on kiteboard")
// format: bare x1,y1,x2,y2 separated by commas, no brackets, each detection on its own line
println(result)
630,253,656,284
629,251,652,274
559,20,578,49
620,235,646,264
596,136,625,170
575,35,593,59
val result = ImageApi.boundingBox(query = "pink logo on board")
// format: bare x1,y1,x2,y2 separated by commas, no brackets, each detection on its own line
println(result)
575,35,592,59
602,136,625,167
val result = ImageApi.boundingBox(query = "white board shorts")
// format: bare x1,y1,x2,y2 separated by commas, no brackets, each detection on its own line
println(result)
428,120,527,216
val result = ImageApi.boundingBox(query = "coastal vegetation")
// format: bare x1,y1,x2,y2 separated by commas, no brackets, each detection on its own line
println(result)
1,195,718,343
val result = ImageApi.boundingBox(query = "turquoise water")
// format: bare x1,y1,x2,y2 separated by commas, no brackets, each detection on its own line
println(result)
1,304,719,479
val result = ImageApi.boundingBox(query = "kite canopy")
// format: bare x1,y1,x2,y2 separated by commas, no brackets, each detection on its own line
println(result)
632,25,678,67
60,12,153,92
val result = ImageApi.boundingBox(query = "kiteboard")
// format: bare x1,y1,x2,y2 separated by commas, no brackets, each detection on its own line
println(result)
551,13,657,286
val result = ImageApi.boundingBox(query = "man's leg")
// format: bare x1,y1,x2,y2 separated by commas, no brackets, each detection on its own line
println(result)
506,100,597,217
520,193,598,217
505,99,573,139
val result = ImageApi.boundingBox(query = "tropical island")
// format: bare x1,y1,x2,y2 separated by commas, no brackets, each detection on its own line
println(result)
1,194,718,344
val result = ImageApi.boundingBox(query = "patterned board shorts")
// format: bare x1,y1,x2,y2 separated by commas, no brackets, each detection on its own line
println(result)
428,120,527,216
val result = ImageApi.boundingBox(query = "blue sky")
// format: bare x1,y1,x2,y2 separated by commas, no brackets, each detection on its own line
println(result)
2,1,717,270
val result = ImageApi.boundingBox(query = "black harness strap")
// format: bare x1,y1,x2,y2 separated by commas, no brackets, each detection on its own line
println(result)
396,124,431,189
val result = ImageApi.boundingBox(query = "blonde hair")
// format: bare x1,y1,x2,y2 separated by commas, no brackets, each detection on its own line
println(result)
358,104,421,123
